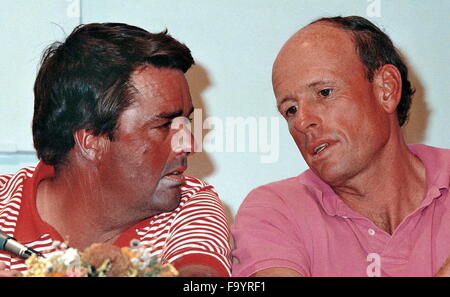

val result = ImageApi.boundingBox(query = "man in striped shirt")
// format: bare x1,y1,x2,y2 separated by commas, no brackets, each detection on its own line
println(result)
0,23,231,276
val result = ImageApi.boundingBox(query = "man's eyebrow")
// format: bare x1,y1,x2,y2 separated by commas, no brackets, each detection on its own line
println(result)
307,80,335,88
276,97,294,110
155,110,183,119
149,106,195,121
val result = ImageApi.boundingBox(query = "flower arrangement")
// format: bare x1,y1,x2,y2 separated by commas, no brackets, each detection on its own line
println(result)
24,240,178,277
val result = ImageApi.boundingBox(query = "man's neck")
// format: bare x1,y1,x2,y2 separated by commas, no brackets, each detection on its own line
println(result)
332,138,426,234
36,164,143,250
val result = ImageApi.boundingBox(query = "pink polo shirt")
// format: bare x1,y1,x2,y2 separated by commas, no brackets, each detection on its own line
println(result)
232,144,450,276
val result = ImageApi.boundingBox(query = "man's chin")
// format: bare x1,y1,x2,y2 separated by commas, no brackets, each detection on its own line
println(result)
151,184,183,212
312,164,358,188
144,175,186,214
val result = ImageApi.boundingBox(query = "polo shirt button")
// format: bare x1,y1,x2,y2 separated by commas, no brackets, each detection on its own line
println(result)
368,228,376,236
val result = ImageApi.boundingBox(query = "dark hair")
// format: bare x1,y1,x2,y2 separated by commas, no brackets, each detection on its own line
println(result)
311,16,414,126
33,23,194,167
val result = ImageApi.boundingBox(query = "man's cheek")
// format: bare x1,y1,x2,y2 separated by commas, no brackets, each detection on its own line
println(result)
145,150,170,174
290,131,305,154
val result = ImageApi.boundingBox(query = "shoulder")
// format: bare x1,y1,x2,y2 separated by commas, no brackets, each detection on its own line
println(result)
159,176,232,276
409,144,450,186
0,166,36,200
239,170,327,212
182,176,215,191
409,144,450,159
0,166,35,186
176,176,227,224
0,166,36,237
180,176,222,206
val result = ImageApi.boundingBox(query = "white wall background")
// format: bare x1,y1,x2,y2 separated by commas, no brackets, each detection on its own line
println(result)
0,0,449,221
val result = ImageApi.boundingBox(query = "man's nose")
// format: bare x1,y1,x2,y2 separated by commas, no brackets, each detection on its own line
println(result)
292,102,321,134
171,117,196,155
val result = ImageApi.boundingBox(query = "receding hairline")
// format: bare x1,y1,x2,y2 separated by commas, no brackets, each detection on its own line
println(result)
272,21,357,75
290,20,355,49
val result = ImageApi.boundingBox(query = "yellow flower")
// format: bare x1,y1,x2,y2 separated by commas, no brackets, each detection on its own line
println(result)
121,247,137,260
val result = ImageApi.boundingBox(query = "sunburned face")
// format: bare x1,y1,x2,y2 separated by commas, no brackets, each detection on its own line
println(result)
98,66,194,215
272,23,391,186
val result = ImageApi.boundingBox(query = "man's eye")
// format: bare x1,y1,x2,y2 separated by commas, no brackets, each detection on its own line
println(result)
319,89,332,97
285,106,298,116
161,121,172,128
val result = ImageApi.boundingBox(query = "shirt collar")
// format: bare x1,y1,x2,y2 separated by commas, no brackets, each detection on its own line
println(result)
300,170,342,217
14,161,63,243
408,144,449,208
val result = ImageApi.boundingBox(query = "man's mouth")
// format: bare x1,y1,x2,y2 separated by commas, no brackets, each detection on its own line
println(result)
307,139,337,158
313,143,329,155
163,167,187,184
168,171,183,175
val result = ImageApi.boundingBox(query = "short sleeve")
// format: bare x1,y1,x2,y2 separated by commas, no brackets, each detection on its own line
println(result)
0,174,13,188
162,184,232,276
231,186,311,277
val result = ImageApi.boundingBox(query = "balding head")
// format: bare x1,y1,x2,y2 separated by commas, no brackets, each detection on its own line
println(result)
273,16,414,126
272,21,363,102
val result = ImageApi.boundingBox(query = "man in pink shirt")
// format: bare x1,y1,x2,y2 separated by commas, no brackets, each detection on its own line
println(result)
232,16,450,277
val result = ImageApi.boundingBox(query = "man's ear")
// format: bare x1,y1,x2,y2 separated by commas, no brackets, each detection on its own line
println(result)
73,129,109,162
373,64,402,114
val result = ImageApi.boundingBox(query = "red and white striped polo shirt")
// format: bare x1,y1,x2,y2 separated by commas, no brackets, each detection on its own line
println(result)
0,162,231,276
